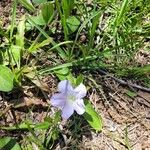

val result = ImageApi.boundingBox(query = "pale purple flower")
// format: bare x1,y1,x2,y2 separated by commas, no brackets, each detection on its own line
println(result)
51,80,87,120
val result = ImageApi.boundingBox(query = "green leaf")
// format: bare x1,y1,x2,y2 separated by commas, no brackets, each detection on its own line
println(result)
41,2,54,23
0,51,3,64
34,122,51,130
89,11,101,47
29,2,53,26
16,15,25,48
0,137,21,150
10,45,21,67
28,38,52,52
83,100,103,132
54,68,76,86
53,111,61,125
19,0,35,12
0,65,14,92
62,0,74,18
66,16,80,33
32,0,47,4
115,0,129,26
0,122,34,130
29,13,47,26
54,67,70,80
76,74,84,86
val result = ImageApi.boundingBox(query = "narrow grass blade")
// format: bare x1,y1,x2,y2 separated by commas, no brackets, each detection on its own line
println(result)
10,0,17,42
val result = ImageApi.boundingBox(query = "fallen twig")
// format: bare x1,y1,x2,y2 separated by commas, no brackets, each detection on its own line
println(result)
97,69,150,93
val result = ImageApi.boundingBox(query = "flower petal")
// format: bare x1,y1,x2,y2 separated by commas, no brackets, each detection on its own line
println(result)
62,103,74,120
74,99,85,115
58,80,73,93
51,93,66,109
74,83,87,99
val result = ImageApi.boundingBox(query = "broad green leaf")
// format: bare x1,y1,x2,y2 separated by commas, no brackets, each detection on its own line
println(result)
67,73,76,86
3,45,21,67
10,45,21,67
29,2,53,26
0,65,14,92
54,67,70,80
83,100,102,132
41,2,54,23
16,15,25,48
30,14,46,26
0,137,21,150
54,68,76,85
19,0,35,12
66,16,80,34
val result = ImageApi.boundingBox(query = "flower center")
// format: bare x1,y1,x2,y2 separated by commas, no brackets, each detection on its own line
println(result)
67,94,76,102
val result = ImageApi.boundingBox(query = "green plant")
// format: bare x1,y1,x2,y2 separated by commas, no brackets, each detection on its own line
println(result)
0,0,149,148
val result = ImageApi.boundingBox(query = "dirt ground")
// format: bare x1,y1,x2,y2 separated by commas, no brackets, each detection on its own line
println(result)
82,78,150,150
0,1,150,150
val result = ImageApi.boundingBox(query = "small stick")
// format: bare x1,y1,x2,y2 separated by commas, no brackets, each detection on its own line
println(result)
97,69,150,93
